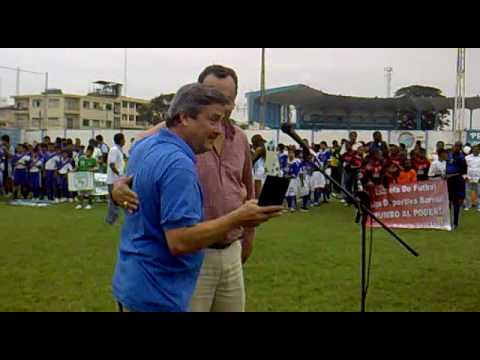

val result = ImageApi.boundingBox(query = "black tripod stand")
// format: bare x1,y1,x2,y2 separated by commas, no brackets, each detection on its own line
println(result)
281,124,419,312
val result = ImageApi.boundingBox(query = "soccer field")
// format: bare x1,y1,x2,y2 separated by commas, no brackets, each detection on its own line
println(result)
1,198,480,312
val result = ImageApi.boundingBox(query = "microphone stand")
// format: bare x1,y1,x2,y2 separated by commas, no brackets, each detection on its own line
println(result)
281,124,419,312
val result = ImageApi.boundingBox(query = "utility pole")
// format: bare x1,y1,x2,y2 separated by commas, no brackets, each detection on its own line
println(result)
385,66,393,98
44,72,49,130
454,48,466,142
260,48,266,130
0,64,48,128
16,66,20,96
124,48,128,97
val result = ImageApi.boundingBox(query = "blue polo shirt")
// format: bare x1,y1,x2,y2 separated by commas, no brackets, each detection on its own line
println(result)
112,129,204,312
446,152,466,175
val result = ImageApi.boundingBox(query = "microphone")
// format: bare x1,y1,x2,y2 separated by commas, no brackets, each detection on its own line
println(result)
281,123,315,157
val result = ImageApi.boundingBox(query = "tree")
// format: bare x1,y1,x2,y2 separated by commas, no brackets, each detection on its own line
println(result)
394,85,450,130
137,93,175,125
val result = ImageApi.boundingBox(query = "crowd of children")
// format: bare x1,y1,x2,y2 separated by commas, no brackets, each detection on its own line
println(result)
0,134,110,209
264,131,480,229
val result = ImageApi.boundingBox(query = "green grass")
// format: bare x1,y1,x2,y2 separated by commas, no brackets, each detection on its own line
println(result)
1,197,480,312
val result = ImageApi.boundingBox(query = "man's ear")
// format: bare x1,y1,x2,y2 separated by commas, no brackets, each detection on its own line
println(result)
178,112,191,127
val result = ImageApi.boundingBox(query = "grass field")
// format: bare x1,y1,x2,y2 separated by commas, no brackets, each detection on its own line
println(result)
1,197,480,312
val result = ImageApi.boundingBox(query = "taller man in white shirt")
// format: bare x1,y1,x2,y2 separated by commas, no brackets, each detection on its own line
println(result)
106,133,126,224
465,145,480,211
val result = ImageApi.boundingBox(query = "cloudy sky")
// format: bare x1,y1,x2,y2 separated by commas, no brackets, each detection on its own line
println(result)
1,48,479,125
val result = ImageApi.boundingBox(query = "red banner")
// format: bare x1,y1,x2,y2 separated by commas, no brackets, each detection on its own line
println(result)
368,180,451,231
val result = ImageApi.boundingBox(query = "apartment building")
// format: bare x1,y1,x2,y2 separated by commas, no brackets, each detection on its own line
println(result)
11,81,149,130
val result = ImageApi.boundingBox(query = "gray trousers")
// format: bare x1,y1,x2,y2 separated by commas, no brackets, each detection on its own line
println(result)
465,182,480,209
105,184,120,225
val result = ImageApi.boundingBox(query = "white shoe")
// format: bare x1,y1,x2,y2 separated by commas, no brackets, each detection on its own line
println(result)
75,204,83,210
61,198,67,203
340,199,346,203
54,198,60,204
85,205,92,210
68,198,73,203
289,208,296,213
477,208,480,212
300,208,309,213
465,207,470,211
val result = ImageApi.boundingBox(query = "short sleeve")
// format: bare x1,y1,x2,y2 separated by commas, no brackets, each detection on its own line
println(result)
107,148,117,164
159,166,202,231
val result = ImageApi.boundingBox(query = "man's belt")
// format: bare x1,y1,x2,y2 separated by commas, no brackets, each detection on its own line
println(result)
208,242,235,250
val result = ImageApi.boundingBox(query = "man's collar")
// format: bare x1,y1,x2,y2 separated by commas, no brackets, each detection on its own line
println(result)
158,128,196,163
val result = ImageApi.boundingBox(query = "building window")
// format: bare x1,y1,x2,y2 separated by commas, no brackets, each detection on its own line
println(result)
32,118,41,128
16,115,29,127
122,101,128,108
48,118,60,126
93,102,100,110
129,103,135,109
83,101,90,109
66,118,74,129
106,121,112,128
129,115,134,121
105,103,112,111
93,120,100,128
32,99,42,108
48,99,60,108
15,100,29,110
83,119,90,127
65,99,79,111
122,114,127,121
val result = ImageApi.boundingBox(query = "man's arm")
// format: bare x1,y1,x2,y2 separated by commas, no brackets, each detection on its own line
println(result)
110,163,120,176
160,165,281,257
136,122,166,141
166,200,281,256
112,176,139,212
241,133,256,263
109,149,121,176
109,123,165,208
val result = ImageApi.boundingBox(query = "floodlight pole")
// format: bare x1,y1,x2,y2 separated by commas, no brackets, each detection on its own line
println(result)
260,48,266,130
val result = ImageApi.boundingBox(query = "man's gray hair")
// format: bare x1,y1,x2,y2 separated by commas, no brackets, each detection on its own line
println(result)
165,83,230,127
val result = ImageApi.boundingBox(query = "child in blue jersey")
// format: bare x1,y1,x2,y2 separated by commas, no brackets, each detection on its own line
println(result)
43,143,61,202
300,151,314,211
0,145,5,196
57,150,74,203
277,143,289,177
318,141,332,203
285,149,300,212
29,149,43,200
310,144,325,206
12,144,31,200
38,143,48,200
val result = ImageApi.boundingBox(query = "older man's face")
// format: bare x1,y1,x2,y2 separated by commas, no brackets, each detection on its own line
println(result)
186,104,224,154
201,74,236,121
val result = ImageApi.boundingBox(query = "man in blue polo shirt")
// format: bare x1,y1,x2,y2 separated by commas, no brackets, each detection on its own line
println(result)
112,83,283,312
446,141,467,230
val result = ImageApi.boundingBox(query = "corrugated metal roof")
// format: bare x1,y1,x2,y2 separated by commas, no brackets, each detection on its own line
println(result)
256,84,480,111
